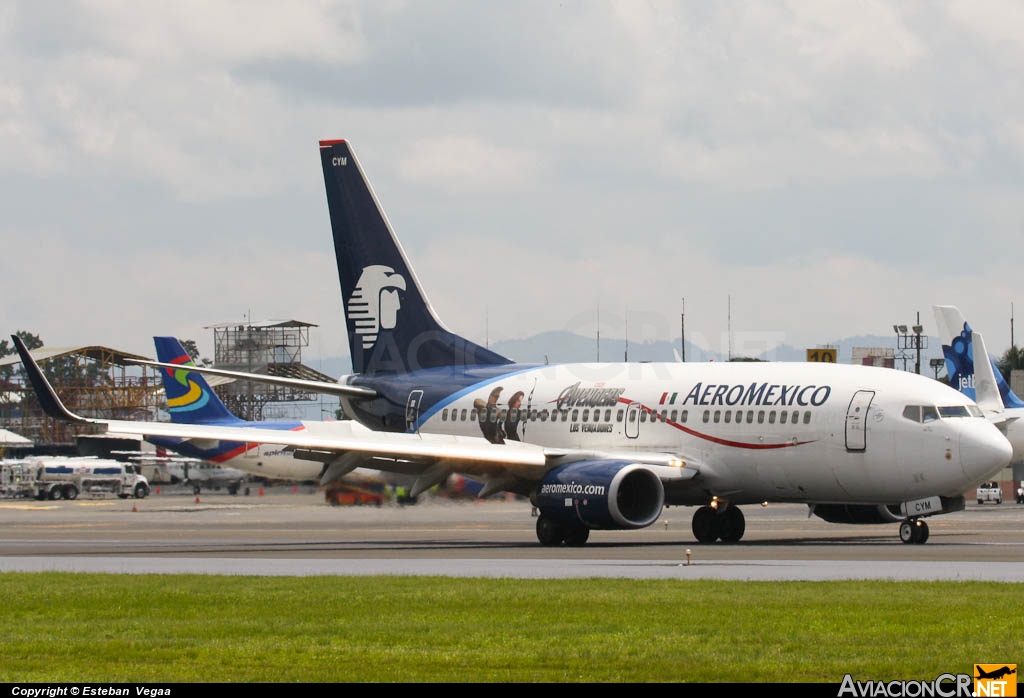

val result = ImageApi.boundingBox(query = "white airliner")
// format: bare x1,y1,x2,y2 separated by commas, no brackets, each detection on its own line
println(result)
12,140,1012,546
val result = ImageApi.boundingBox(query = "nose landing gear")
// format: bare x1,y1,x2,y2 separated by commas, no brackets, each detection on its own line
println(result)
899,518,929,544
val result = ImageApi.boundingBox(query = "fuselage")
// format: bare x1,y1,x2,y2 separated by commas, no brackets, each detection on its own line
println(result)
341,361,1010,506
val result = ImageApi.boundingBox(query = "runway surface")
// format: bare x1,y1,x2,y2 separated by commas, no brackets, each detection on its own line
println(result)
2,486,1023,580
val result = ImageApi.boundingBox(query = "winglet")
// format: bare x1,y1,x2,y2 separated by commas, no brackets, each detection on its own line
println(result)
971,331,1004,415
11,335,91,423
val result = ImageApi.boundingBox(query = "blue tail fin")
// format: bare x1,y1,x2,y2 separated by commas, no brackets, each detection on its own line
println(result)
933,305,1024,409
153,337,245,425
318,139,511,375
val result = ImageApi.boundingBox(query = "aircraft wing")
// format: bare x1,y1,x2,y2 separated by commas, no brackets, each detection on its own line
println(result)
13,336,697,498
124,357,377,399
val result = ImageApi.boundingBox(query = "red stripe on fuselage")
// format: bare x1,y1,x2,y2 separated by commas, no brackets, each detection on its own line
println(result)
618,397,813,450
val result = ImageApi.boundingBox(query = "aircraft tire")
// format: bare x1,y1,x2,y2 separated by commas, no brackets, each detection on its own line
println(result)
719,507,745,543
563,526,590,547
913,521,929,544
899,520,931,544
691,506,720,543
536,515,565,546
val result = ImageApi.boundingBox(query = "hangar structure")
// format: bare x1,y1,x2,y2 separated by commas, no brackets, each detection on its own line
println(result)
0,344,164,449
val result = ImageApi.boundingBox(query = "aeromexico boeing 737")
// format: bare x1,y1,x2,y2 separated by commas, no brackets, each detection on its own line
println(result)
13,140,1012,546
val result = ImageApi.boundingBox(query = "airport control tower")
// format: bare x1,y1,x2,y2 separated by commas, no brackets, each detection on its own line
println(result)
206,320,335,421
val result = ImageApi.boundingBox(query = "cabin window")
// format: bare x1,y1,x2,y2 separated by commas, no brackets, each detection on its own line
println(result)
791,411,798,424
780,411,788,424
802,411,811,424
640,410,648,423
768,411,776,424
562,410,569,422
757,410,765,424
680,409,688,423
669,410,677,422
713,410,721,423
470,409,478,421
442,409,448,421
582,409,590,422
703,410,710,423
604,409,612,422
571,409,579,422
616,410,624,423
660,409,668,422
724,410,732,424
747,410,754,424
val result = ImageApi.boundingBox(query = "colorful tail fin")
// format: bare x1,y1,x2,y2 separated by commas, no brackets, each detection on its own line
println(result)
933,305,1024,409
153,337,245,425
318,139,511,375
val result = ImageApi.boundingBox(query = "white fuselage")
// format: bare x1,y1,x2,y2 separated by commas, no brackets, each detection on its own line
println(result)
398,361,1008,506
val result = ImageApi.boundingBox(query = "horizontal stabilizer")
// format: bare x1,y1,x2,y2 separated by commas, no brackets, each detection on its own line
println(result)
126,358,377,399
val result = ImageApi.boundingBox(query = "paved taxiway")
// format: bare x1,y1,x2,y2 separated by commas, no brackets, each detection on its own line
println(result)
1,486,1023,580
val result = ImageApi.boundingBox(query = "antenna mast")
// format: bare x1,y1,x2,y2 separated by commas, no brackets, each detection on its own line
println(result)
681,297,686,362
728,294,733,361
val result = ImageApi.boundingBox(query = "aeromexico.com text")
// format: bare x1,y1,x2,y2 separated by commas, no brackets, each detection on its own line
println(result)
539,482,607,496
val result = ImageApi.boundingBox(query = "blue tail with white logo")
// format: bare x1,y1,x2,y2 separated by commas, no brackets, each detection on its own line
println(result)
154,336,246,425
319,139,511,376
933,305,1024,409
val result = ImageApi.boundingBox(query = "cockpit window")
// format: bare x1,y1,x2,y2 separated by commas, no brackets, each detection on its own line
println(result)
967,405,984,418
904,405,954,422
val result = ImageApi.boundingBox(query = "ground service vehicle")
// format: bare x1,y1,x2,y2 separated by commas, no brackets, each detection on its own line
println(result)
976,481,1002,505
28,457,150,500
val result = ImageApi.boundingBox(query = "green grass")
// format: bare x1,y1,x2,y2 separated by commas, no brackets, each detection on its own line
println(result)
1,573,1021,682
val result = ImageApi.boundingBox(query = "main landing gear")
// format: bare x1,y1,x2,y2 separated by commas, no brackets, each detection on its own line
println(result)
535,515,591,547
691,504,746,543
899,518,929,544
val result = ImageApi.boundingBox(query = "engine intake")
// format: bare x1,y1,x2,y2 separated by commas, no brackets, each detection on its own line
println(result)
533,460,664,530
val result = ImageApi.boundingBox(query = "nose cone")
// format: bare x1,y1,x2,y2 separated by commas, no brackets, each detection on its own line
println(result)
960,421,1013,483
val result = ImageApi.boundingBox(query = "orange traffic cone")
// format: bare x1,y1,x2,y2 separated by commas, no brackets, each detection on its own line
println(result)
258,487,264,496
155,486,160,495
195,496,200,503
132,504,138,512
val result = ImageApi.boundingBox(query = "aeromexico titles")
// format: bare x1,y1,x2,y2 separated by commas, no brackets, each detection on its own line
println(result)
13,139,1013,547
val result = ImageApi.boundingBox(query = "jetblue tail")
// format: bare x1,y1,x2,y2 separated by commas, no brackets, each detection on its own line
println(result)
318,139,511,375
933,305,1024,409
153,337,245,425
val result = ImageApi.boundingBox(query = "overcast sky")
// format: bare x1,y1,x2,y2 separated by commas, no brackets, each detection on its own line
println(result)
3,1,1023,367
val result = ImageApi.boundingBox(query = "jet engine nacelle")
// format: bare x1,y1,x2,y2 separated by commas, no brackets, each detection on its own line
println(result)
532,460,664,530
